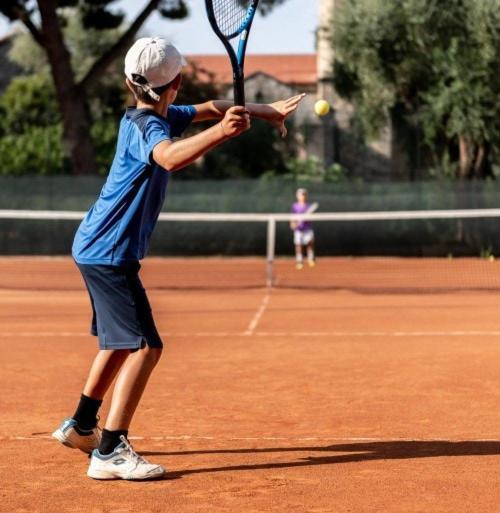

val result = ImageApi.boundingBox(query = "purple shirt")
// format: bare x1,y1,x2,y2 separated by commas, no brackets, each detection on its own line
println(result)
292,202,312,231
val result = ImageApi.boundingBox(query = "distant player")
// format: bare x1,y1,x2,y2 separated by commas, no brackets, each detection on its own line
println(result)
290,188,316,269
51,37,304,481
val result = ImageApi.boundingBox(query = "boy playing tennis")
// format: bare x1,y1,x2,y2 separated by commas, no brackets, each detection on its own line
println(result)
290,188,316,269
52,37,304,480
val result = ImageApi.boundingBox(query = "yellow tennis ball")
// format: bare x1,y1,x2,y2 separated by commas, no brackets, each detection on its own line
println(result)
314,99,330,116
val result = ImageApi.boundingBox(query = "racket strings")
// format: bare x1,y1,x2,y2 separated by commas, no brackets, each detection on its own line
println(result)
211,0,251,38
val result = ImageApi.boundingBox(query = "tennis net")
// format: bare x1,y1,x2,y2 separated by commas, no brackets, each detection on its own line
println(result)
2,208,500,292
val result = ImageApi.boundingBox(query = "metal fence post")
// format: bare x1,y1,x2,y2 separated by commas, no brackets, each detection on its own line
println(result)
266,216,276,287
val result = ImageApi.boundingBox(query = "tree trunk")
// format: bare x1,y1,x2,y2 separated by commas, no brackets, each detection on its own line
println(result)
458,134,473,179
472,143,490,179
38,0,97,175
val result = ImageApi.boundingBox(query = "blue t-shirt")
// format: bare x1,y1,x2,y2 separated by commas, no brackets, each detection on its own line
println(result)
72,104,196,265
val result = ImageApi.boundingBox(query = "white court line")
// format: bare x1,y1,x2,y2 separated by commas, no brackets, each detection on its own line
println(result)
3,330,500,338
244,293,270,336
2,434,500,443
256,330,500,338
0,332,90,337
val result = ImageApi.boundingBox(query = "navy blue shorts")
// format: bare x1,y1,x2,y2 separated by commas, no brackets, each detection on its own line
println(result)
77,262,163,350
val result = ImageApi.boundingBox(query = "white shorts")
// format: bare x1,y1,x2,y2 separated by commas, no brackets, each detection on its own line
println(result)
294,229,314,246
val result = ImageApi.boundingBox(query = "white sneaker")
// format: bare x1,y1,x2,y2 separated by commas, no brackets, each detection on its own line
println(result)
52,417,101,454
87,436,166,481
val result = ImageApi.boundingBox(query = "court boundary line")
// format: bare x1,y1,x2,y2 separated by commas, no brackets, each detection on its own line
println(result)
3,330,500,338
244,293,270,336
2,435,500,443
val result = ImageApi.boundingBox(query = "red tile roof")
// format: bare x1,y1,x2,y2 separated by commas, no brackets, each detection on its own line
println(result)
187,54,317,86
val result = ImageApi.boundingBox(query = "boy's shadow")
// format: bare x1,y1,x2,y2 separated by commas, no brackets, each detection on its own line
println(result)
143,440,500,480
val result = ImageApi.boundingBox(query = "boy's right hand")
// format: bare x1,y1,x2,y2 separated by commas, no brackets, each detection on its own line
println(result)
220,106,250,138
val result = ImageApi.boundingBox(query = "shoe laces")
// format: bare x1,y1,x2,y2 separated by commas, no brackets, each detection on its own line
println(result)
119,435,147,466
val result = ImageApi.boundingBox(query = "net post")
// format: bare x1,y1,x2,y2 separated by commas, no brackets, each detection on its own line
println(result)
266,216,276,287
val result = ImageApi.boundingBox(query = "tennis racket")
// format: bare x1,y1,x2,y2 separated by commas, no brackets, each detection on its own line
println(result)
306,202,319,215
205,0,260,106
291,202,319,230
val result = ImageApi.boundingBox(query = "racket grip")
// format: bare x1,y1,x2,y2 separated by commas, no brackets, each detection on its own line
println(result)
233,76,245,107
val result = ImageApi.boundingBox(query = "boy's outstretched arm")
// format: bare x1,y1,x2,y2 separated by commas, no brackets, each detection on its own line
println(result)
153,106,249,172
193,93,306,137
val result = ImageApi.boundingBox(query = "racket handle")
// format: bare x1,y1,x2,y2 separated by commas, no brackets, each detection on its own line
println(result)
233,76,245,106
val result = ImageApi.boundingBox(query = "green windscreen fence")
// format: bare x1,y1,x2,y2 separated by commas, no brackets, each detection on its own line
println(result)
1,177,500,257
2,176,500,212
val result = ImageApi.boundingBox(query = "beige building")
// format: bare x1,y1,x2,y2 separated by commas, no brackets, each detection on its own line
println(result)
187,54,317,122
187,53,328,163
188,53,323,163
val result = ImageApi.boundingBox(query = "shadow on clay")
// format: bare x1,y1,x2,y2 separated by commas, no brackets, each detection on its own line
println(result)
139,440,500,480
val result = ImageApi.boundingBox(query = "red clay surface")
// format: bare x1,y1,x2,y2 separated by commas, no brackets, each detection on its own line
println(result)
1,257,500,513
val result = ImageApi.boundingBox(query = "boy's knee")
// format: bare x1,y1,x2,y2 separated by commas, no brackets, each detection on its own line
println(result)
152,347,163,364
141,344,163,365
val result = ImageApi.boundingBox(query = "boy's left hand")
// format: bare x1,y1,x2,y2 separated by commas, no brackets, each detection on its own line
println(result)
268,93,306,138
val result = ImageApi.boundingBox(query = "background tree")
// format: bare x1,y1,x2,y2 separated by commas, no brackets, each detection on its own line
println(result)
0,74,63,175
0,19,221,175
0,0,290,175
1,0,189,174
332,0,500,179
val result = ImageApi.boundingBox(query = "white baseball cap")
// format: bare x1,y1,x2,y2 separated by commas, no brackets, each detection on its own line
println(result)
124,37,186,101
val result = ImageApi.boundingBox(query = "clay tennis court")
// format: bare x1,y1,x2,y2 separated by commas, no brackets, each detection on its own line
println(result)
1,257,500,513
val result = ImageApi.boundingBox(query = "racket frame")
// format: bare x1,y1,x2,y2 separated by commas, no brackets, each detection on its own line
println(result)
205,0,260,106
